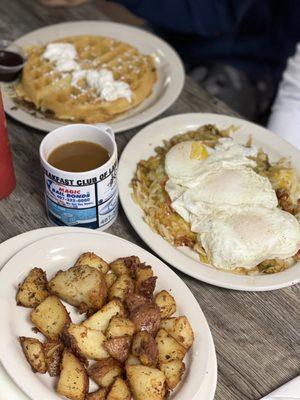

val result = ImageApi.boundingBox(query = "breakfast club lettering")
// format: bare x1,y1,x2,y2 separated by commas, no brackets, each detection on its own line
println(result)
44,161,117,186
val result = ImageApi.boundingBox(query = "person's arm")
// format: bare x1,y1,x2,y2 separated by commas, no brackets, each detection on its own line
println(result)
112,0,255,36
268,44,300,149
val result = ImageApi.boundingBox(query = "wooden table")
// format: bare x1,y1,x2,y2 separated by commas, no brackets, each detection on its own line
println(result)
0,2,299,399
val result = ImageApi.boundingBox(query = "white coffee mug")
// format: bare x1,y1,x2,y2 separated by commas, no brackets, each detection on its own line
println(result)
40,124,118,230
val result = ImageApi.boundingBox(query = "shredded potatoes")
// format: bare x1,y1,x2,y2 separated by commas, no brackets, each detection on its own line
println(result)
131,125,300,275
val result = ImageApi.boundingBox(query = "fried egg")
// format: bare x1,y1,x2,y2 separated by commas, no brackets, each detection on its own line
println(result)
165,138,257,188
165,140,212,186
198,207,300,270
164,137,300,271
169,167,278,220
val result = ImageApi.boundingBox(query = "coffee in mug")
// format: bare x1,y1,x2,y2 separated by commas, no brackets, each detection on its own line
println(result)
39,124,118,229
47,141,110,173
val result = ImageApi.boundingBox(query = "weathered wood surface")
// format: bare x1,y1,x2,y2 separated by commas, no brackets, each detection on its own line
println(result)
0,2,299,400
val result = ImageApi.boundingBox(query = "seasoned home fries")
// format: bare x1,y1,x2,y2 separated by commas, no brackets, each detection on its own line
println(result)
16,252,194,400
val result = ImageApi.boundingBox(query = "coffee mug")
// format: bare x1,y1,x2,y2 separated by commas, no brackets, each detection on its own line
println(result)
40,124,118,230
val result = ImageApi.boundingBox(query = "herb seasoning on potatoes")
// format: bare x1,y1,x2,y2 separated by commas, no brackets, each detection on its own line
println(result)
16,252,194,400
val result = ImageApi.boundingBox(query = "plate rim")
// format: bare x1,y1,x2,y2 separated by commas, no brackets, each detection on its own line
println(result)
118,112,300,291
2,20,185,133
0,229,216,400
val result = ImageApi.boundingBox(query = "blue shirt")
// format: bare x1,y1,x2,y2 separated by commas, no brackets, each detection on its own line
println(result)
113,0,300,84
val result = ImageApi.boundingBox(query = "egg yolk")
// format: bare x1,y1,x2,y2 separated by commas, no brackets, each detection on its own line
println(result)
190,142,208,160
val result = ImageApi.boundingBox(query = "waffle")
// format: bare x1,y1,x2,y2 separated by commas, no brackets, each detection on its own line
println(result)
15,35,157,123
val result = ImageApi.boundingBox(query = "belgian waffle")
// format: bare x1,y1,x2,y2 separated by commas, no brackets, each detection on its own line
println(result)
15,35,157,123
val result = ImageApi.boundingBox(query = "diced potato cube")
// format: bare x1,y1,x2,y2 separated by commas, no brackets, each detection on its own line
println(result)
88,358,122,388
19,337,47,373
83,299,125,332
126,365,166,400
154,290,176,319
110,256,140,276
43,339,64,376
30,295,70,340
57,350,88,400
62,324,108,361
132,332,158,367
75,252,109,274
159,360,185,389
107,377,131,400
104,336,132,363
16,268,48,308
49,265,107,313
109,274,134,302
155,329,186,363
105,272,118,289
160,316,194,349
106,316,135,339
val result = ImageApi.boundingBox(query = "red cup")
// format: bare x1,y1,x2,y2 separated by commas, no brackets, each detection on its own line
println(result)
0,90,15,199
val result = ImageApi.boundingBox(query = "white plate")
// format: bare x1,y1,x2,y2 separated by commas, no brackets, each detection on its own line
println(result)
2,21,184,133
118,112,300,291
0,229,216,400
0,227,217,400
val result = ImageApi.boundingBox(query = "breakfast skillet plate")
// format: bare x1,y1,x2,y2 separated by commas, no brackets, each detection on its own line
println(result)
0,228,217,400
2,21,184,133
118,113,300,291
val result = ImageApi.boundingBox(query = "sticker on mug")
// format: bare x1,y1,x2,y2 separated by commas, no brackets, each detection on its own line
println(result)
40,123,118,230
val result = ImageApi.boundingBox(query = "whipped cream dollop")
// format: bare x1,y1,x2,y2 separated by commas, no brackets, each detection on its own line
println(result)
43,43,79,72
72,69,132,102
43,43,132,102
